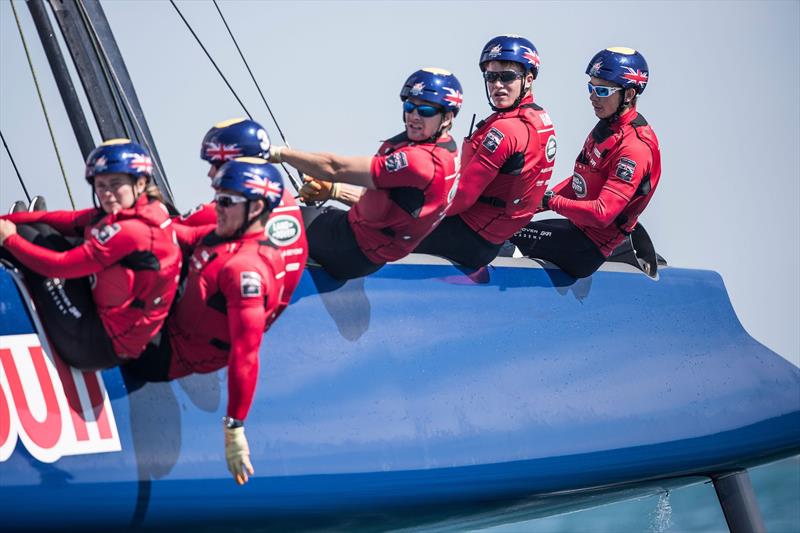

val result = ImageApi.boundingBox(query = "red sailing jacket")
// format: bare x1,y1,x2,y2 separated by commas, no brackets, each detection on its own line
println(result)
176,189,307,323
449,93,557,244
549,108,661,256
2,195,181,357
348,132,458,264
166,227,285,421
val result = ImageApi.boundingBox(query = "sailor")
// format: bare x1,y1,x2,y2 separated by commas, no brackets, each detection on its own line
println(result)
179,117,307,323
0,139,182,369
413,35,557,269
268,67,461,280
126,158,286,486
510,47,661,278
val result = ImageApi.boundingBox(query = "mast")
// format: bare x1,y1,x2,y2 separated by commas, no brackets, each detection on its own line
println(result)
27,0,174,205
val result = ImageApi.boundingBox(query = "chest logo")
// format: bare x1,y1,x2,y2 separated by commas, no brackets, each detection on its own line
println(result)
572,172,587,198
91,223,121,245
385,152,408,172
266,214,302,247
240,271,262,298
615,158,637,182
482,127,505,153
545,135,557,162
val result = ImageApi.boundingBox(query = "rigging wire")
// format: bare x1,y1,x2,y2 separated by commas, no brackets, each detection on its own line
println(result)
170,0,252,118
73,0,176,202
211,0,303,192
9,0,76,208
1,130,32,203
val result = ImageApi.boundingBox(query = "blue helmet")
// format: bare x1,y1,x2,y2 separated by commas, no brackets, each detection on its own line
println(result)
586,47,649,95
479,35,540,78
85,138,153,183
200,118,271,165
400,68,463,116
212,157,284,211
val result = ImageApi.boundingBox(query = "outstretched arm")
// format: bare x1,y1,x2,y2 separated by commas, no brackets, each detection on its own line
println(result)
270,146,376,189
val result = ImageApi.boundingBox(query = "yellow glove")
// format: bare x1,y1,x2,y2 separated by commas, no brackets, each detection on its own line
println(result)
224,425,254,485
299,176,339,204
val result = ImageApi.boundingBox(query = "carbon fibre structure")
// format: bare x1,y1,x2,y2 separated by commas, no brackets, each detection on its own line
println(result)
1,256,799,531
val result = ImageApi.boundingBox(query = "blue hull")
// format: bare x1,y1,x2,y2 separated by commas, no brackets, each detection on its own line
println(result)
1,258,798,530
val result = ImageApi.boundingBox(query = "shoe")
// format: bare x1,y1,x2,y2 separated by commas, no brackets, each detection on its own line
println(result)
28,195,47,212
8,200,27,214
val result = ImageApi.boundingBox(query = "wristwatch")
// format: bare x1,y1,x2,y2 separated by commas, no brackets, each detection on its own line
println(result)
222,416,244,429
542,190,555,209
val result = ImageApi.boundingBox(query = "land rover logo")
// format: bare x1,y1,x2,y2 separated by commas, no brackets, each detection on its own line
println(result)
545,135,557,162
266,215,301,246
571,172,587,198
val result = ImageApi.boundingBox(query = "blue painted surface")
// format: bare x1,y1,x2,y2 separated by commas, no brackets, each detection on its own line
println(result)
1,261,799,530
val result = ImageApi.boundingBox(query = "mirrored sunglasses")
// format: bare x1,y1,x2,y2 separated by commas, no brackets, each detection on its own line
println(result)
483,70,523,83
214,192,248,208
587,82,623,98
403,100,442,118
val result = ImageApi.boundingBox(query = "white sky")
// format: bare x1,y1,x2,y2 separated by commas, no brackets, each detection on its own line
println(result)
1,0,798,365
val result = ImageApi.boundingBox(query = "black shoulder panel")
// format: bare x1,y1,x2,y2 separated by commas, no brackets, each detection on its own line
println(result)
389,187,425,218
436,137,458,153
591,119,614,143
520,103,543,111
201,231,225,247
120,251,160,271
499,152,525,175
630,113,649,128
207,291,227,315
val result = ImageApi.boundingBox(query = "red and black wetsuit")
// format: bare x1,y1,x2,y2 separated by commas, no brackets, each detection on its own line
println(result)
305,132,458,280
155,226,285,421
176,189,307,323
2,195,181,367
415,93,557,268
511,108,661,277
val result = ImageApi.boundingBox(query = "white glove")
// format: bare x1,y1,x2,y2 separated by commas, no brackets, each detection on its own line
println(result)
224,426,254,485
268,145,285,163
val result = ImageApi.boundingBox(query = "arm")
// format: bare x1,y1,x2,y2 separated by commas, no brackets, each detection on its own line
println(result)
271,146,376,189
1,208,98,236
299,176,366,206
1,220,139,278
549,149,650,228
448,125,515,215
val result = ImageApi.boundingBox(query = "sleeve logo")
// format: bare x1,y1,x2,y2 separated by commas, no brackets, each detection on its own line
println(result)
91,223,121,245
571,172,587,198
240,271,262,298
545,135,557,162
615,158,637,182
482,127,505,153
266,214,302,246
385,152,408,172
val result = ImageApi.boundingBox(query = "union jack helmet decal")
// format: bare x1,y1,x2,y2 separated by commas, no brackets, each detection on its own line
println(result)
85,138,154,182
212,157,284,211
585,47,650,94
400,67,464,116
480,35,541,78
200,118,270,166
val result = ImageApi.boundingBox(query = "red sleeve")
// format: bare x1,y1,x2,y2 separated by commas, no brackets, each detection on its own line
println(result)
173,223,214,250
1,208,98,236
448,122,519,215
550,174,577,199
2,219,140,278
370,146,434,190
177,202,216,226
550,145,651,228
219,261,274,420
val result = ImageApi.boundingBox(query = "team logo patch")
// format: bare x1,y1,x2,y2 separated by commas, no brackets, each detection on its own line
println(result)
240,271,262,298
615,158,636,182
482,128,505,153
572,172,587,198
266,214,302,246
91,223,121,245
545,135,557,162
488,44,503,58
589,61,603,77
385,152,408,172
410,82,425,96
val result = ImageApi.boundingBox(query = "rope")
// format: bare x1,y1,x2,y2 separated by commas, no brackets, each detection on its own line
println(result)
73,0,175,202
10,0,75,208
210,0,303,192
1,130,32,203
170,0,252,118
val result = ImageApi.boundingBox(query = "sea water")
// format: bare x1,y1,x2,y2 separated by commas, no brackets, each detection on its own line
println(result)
474,455,800,532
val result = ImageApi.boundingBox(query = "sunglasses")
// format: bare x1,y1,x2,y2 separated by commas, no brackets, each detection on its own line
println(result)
403,100,443,118
214,193,248,208
587,82,623,98
483,70,523,83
